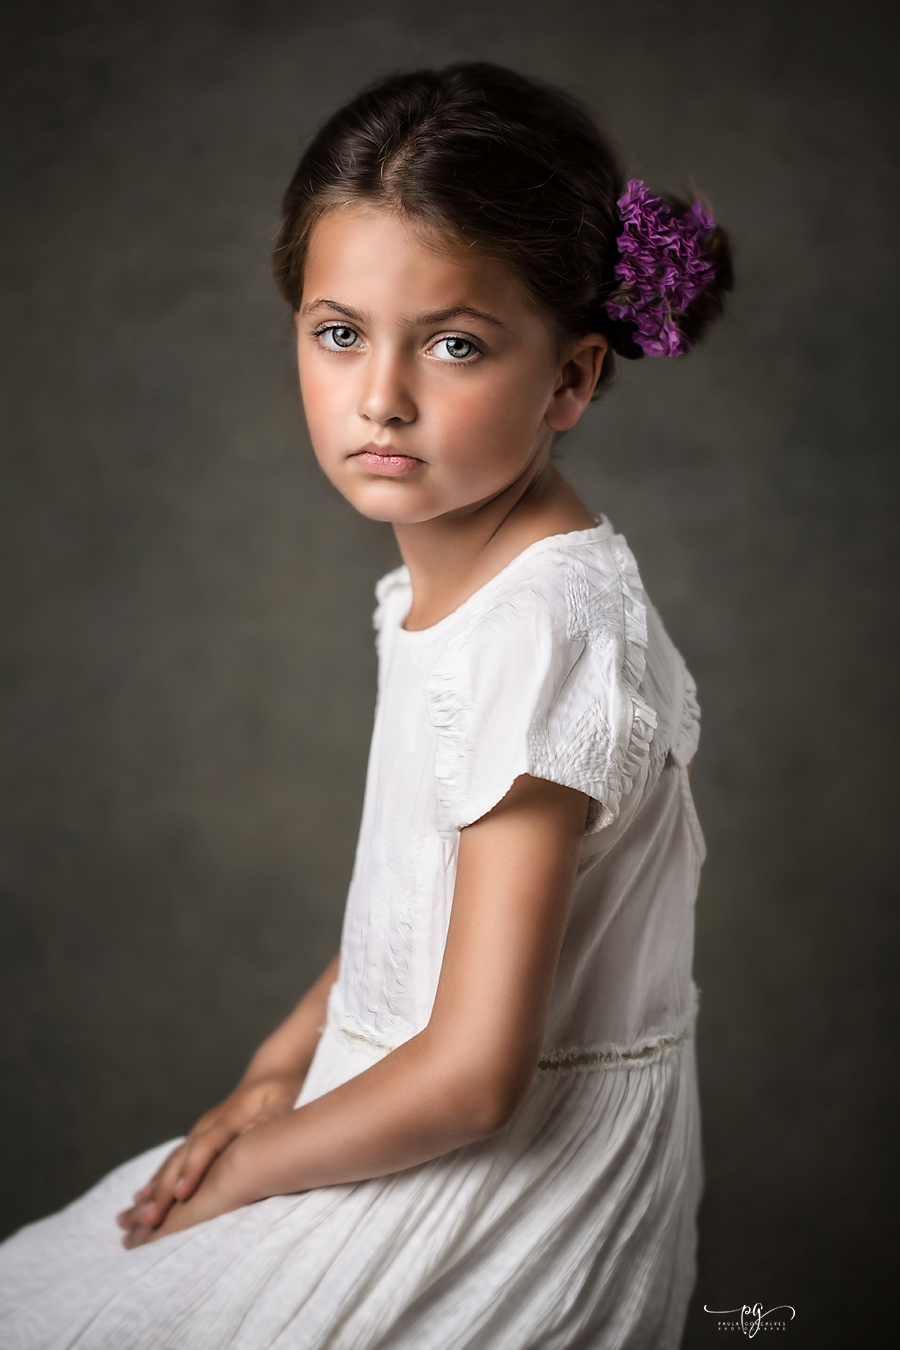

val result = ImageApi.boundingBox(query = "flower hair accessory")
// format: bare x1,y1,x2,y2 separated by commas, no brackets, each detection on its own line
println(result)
603,179,718,358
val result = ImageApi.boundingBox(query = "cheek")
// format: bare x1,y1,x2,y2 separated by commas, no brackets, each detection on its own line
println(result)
433,368,548,460
298,356,343,451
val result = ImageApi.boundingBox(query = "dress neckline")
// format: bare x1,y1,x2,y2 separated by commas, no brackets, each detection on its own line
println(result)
393,517,614,644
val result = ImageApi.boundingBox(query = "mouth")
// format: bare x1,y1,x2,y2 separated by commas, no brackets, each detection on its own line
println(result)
349,444,423,478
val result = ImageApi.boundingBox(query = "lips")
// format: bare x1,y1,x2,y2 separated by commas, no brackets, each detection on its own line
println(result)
350,445,422,478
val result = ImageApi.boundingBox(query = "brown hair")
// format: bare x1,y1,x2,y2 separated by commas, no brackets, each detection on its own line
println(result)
274,63,733,393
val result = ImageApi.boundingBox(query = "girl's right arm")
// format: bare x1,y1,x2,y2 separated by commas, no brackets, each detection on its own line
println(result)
120,952,339,1232
121,773,588,1249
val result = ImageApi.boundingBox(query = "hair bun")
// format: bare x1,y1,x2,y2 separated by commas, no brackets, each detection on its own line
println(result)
602,180,733,360
275,65,733,395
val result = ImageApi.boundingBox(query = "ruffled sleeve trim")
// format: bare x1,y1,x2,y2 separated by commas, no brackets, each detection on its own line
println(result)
372,565,411,632
426,534,659,835
670,664,701,769
601,537,659,824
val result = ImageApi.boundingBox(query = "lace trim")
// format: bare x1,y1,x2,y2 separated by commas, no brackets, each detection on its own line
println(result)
327,989,699,1075
538,991,699,1074
538,1025,689,1073
335,1021,396,1055
326,985,401,1056
330,1018,694,1072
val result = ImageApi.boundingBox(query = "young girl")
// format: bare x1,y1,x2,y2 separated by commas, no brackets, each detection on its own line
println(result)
0,63,731,1349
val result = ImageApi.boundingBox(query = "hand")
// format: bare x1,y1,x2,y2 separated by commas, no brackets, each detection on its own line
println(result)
116,1072,299,1240
121,1146,244,1248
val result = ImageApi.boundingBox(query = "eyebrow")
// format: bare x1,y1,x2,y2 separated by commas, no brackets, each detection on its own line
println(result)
302,299,506,329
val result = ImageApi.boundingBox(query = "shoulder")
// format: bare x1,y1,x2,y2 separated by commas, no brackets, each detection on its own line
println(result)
483,528,700,767
426,524,661,830
460,523,647,661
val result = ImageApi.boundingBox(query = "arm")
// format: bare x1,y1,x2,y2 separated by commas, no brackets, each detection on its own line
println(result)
238,951,340,1088
119,952,339,1237
129,775,588,1244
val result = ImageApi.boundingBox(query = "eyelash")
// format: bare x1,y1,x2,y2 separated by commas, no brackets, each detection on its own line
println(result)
312,324,482,365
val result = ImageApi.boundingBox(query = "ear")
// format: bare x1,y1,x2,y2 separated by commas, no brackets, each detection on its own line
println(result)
544,335,608,432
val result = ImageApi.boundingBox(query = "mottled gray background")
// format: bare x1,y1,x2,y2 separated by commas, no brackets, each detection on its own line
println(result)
1,1,897,1344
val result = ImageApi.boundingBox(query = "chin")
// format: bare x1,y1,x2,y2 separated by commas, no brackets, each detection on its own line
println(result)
342,484,439,525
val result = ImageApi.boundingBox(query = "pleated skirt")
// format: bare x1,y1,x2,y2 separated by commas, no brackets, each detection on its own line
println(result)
0,1025,701,1350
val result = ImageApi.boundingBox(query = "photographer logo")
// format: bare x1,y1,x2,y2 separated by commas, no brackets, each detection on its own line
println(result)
703,1303,796,1337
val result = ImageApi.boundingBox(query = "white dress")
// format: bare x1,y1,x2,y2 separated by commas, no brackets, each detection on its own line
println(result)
0,520,706,1350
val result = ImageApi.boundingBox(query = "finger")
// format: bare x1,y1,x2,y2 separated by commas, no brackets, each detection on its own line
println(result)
148,1141,189,1191
133,1147,192,1228
127,1141,189,1220
122,1222,156,1250
171,1123,235,1202
117,1200,158,1231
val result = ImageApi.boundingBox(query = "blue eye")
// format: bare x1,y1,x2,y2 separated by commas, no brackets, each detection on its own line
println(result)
320,325,360,350
432,336,477,362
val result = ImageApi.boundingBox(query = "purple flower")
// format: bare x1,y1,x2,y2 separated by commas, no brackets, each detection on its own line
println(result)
603,180,718,358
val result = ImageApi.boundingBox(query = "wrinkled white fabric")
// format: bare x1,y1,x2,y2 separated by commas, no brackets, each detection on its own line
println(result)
0,520,706,1349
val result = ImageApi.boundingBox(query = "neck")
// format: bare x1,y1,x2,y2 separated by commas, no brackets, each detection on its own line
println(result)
393,452,596,631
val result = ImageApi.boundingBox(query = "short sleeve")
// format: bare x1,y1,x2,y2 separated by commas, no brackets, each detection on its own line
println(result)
425,539,658,834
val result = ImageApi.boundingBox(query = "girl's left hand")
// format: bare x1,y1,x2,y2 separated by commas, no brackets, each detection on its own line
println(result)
120,1149,243,1248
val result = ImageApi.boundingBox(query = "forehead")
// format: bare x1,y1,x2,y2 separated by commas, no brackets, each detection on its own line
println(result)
302,205,533,319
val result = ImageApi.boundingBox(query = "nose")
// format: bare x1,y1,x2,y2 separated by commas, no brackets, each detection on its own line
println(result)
357,348,417,427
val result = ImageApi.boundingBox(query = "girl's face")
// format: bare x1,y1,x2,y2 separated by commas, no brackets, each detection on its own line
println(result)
296,205,602,525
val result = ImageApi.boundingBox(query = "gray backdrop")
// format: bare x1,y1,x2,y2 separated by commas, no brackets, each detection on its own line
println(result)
2,2,897,1345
